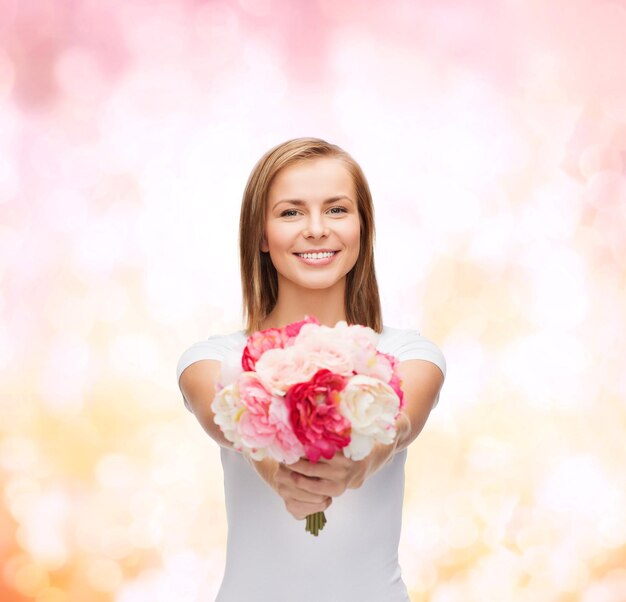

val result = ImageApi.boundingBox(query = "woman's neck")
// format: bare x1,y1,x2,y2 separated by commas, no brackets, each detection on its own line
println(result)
260,278,347,330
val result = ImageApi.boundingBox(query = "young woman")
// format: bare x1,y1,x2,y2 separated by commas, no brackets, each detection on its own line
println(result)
177,138,446,601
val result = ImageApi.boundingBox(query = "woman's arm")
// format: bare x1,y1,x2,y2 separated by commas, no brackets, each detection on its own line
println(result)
394,358,445,452
179,359,235,449
285,358,445,494
179,360,332,521
354,358,444,482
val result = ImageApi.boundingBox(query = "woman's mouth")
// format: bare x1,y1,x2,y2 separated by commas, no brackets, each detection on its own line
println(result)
294,251,339,265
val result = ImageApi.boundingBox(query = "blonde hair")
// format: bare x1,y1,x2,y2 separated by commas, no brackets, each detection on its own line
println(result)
239,137,382,334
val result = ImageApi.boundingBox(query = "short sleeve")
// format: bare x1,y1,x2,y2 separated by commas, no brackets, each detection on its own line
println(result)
379,326,446,408
392,330,446,377
176,331,246,411
176,336,230,383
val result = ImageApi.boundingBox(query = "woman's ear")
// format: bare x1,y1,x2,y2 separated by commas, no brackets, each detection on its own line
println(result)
260,235,269,253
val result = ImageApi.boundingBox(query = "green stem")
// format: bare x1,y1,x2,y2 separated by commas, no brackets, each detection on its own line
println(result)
305,511,328,536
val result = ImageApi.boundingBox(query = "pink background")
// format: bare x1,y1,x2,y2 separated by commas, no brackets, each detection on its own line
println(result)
1,1,625,600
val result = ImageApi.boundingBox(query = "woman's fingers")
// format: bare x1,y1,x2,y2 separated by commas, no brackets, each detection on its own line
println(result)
276,465,329,503
287,497,333,521
275,471,332,520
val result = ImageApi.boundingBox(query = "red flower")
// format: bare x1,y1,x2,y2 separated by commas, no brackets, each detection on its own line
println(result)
286,369,351,463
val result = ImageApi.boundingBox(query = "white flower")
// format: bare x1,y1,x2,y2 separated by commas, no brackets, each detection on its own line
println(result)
339,375,400,460
211,382,245,449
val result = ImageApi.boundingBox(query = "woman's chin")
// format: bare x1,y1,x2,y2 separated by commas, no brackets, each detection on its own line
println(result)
279,273,346,292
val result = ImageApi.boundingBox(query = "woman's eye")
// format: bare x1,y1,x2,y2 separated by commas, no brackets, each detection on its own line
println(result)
280,207,347,217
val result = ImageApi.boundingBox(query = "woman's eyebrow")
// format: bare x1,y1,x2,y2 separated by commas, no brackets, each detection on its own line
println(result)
272,196,353,210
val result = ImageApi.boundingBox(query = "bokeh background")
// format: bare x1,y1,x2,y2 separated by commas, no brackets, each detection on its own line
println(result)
1,0,626,600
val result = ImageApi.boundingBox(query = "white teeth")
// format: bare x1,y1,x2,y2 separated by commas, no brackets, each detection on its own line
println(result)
298,251,335,259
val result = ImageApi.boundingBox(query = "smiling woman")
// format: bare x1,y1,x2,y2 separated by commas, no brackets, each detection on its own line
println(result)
238,138,381,334
177,138,445,601
260,157,361,303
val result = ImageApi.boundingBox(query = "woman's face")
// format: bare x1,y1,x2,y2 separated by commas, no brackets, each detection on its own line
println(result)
262,157,361,293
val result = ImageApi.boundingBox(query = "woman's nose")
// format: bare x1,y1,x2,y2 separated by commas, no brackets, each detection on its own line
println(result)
303,214,329,238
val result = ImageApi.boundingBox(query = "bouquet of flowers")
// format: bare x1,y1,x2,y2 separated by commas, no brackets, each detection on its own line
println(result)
211,316,405,536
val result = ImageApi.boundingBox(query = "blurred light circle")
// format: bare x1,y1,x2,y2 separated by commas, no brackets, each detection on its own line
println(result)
41,189,89,233
86,557,123,593
194,2,239,41
54,47,107,104
237,0,271,17
551,556,589,593
34,586,67,602
522,547,551,577
0,436,39,473
5,477,41,521
527,245,589,330
0,151,18,202
443,516,479,549
72,214,128,277
405,561,438,592
579,144,622,179
47,295,95,337
585,171,626,208
581,568,626,602
96,454,140,490
405,519,441,553
101,527,133,560
468,437,514,473
59,145,100,190
444,491,476,519
537,455,617,521
13,561,49,597
38,336,90,414
129,516,162,549
28,135,65,181
0,47,15,100
90,282,129,323
130,490,162,519
109,333,159,378
602,93,626,122
597,514,626,549
75,523,99,554
15,490,70,567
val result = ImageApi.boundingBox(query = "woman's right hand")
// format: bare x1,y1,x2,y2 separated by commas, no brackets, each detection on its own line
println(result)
247,456,333,521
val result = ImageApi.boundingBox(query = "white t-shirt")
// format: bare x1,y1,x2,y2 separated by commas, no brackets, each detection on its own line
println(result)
177,325,446,602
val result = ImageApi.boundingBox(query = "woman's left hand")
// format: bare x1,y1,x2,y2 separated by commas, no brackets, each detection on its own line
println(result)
285,413,411,497
285,453,365,498
285,440,396,498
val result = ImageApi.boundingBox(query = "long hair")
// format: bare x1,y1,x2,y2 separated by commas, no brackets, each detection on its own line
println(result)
239,137,382,334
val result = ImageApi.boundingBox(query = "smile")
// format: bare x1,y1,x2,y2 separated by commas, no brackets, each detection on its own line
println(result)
295,251,337,259
294,251,339,265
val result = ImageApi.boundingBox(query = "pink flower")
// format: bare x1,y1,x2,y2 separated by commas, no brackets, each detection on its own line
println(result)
254,346,320,394
354,350,393,382
237,373,279,450
295,321,380,369
286,369,351,463
242,328,284,371
342,323,379,349
234,373,305,463
282,315,320,345
377,351,404,409
267,399,306,464
298,337,355,376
